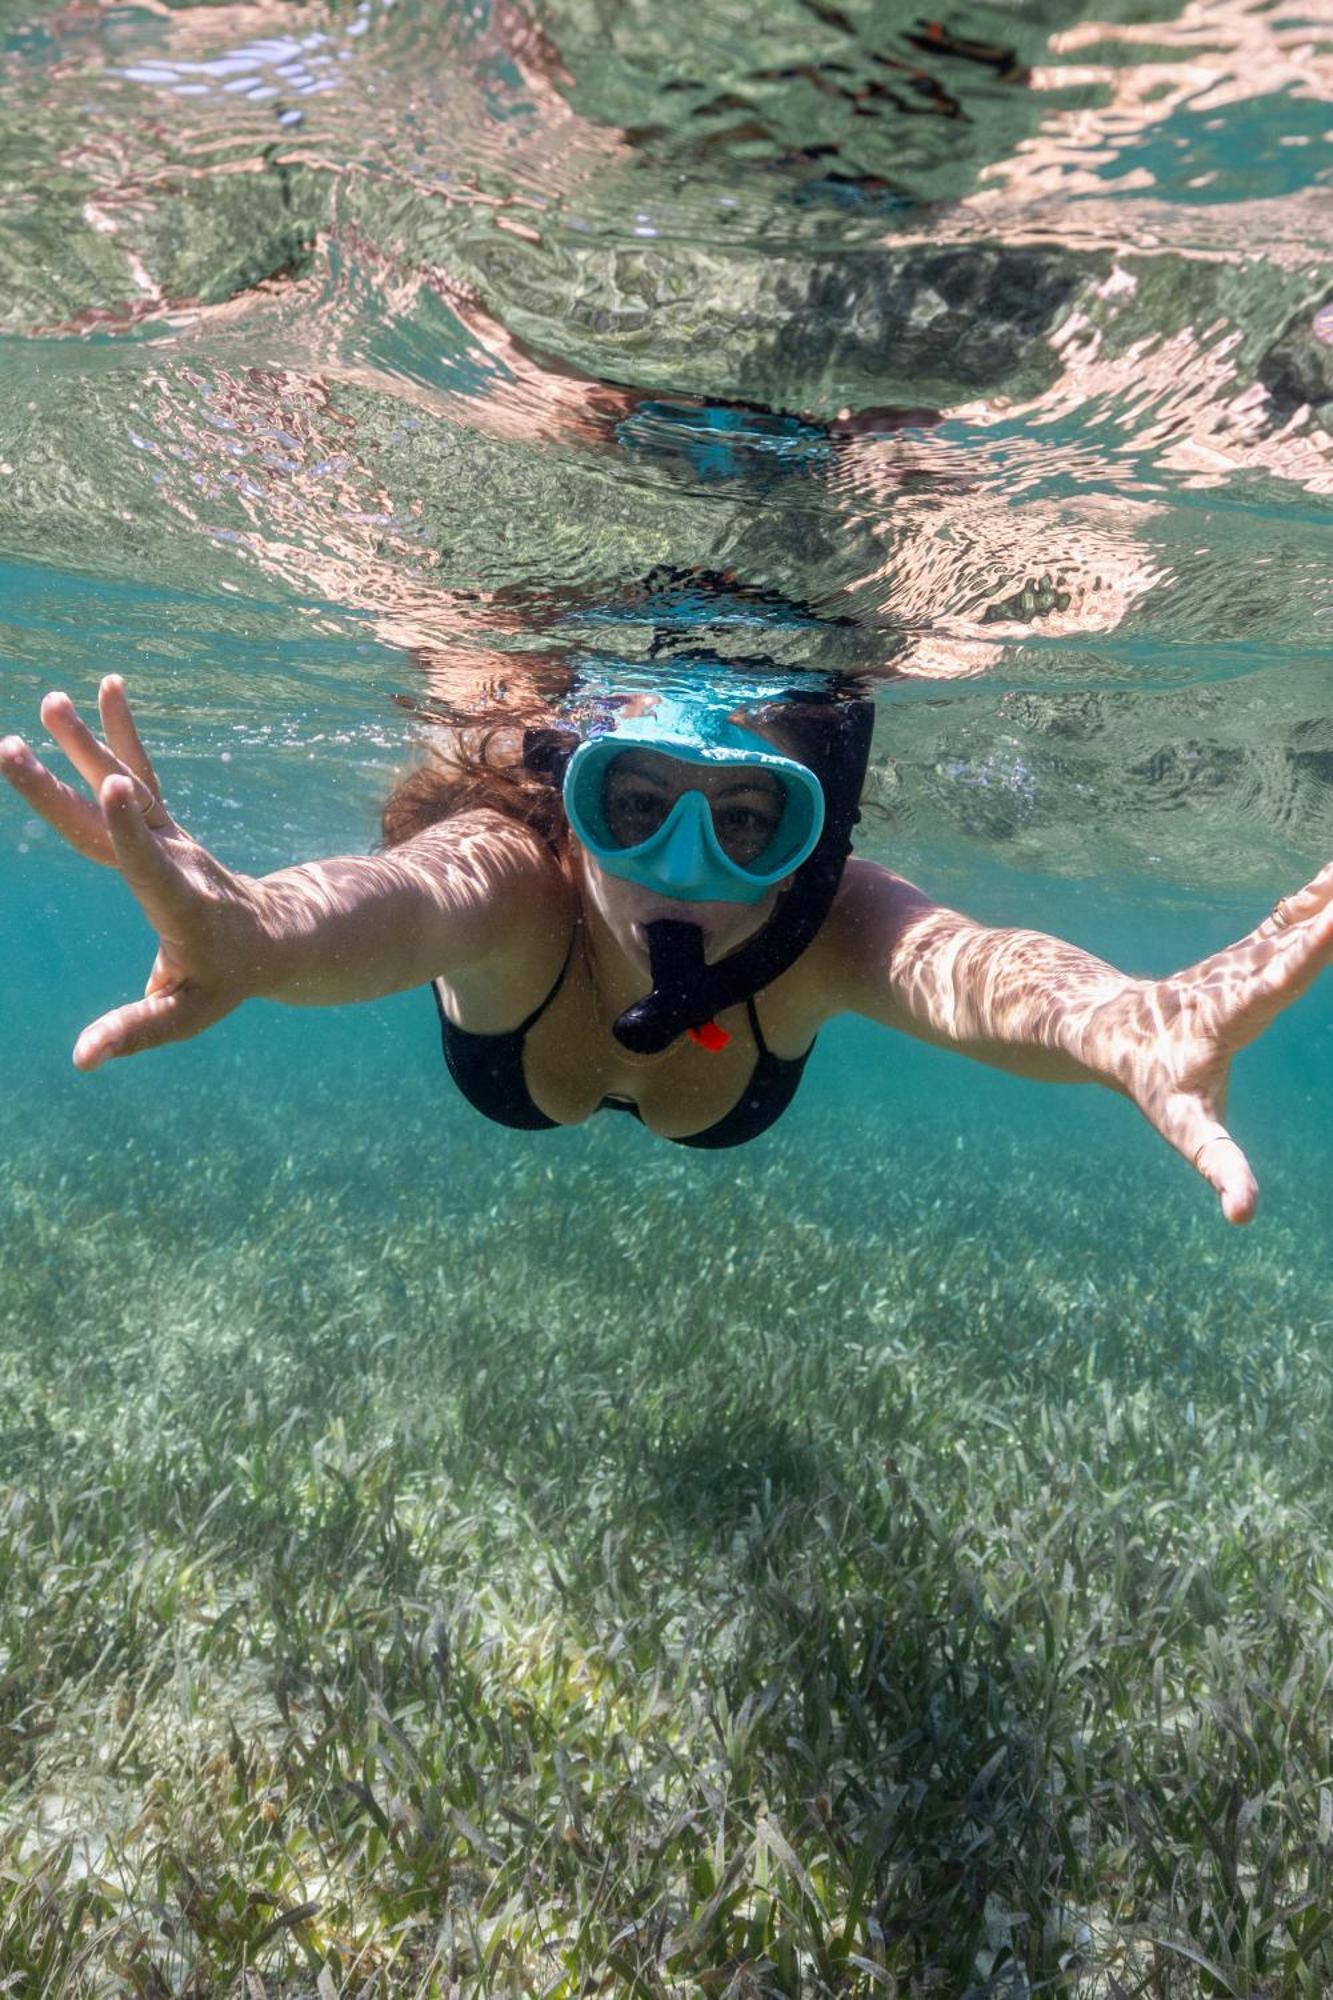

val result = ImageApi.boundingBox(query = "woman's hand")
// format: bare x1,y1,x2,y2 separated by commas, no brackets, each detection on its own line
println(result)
1089,862,1333,1224
1,677,275,1069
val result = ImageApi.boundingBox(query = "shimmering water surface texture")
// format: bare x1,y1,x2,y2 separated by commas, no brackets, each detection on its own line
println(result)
1,0,1333,1990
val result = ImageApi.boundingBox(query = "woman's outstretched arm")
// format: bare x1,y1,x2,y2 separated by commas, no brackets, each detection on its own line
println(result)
831,860,1132,1082
831,855,1333,1223
1,678,560,1068
246,817,557,1007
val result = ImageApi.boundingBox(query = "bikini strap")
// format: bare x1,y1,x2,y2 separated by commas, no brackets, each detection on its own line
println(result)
745,993,770,1058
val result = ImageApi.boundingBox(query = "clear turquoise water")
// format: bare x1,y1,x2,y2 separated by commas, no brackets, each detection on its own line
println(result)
1,0,1331,1352
2,14,1333,1963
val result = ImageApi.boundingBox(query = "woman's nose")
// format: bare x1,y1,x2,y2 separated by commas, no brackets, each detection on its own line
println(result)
654,798,712,890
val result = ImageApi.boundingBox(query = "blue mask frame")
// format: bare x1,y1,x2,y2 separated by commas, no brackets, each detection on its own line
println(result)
562,696,826,904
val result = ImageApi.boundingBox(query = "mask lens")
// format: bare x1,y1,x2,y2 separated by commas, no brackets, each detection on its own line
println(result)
601,759,675,850
602,752,787,871
707,785,786,868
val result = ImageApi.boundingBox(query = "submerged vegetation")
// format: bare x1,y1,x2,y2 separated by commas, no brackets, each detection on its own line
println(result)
2,1072,1333,2000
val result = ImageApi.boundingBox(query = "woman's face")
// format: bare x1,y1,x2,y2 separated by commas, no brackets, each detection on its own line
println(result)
574,746,793,970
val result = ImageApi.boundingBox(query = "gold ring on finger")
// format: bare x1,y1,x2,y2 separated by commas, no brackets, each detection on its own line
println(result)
1271,895,1293,929
1193,1136,1226,1174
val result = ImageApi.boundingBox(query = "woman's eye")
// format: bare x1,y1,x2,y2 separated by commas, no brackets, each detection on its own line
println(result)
616,789,663,818
606,785,670,840
718,806,778,837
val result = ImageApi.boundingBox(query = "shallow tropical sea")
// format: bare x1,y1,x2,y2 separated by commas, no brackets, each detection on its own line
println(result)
2,0,1333,1992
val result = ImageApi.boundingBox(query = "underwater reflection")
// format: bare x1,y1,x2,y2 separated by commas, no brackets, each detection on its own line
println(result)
0,0,1330,892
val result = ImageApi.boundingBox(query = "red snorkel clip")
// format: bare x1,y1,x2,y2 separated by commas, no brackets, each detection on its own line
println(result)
688,1019,731,1052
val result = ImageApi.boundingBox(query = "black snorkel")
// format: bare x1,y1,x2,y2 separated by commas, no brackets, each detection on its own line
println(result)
524,690,875,1056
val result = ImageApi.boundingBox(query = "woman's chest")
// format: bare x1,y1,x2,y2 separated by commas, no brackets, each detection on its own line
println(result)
522,960,816,1137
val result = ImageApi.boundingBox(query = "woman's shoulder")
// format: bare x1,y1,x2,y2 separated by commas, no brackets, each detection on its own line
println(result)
807,858,940,1012
410,810,577,1025
407,807,570,904
833,855,936,920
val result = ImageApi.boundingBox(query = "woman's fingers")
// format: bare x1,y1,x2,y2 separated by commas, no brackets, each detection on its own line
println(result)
0,734,117,864
1197,1135,1257,1226
1151,892,1331,1224
100,775,198,935
73,983,221,1070
1191,898,1333,1054
3,683,177,866
98,675,167,806
40,690,168,828
1255,858,1333,938
1161,1096,1258,1225
1233,902,1333,1035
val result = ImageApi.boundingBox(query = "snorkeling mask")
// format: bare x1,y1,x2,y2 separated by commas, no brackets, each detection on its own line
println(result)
561,697,826,905
523,674,875,1056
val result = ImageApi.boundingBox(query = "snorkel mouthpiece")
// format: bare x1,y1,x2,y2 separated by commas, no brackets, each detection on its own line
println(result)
614,920,711,1056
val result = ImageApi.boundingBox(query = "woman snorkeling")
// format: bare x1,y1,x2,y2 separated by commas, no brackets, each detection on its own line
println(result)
2,671,1330,1220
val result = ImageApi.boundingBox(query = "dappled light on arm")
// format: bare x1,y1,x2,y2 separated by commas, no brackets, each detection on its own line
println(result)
847,854,1333,1224
255,808,560,1004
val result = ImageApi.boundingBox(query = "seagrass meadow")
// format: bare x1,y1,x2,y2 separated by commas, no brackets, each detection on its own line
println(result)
4,0,1333,1988
2,989,1333,2000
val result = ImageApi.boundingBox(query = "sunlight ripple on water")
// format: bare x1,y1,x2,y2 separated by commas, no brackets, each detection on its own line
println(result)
0,0,1330,887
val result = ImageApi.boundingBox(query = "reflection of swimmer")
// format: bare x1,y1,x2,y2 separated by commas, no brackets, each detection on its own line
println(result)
613,398,938,486
4,675,1331,1215
616,400,836,484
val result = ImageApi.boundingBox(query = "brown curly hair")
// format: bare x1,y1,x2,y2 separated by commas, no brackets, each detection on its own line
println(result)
380,704,570,854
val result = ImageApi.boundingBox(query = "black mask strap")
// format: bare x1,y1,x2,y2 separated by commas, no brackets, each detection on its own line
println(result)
521,725,580,785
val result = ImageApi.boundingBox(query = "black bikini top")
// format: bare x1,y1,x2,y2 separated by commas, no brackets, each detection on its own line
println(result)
433,934,814,1150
